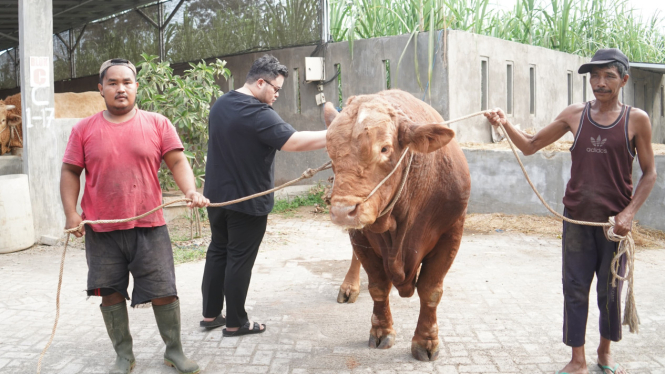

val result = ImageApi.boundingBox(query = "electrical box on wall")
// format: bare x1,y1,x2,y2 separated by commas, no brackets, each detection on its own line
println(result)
305,57,325,82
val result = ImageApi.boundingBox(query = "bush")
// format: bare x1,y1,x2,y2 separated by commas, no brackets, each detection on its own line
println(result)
136,53,231,189
272,184,330,214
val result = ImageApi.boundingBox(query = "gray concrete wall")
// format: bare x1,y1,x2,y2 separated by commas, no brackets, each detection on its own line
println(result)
0,155,22,175
465,148,665,231
624,69,665,144
19,0,62,242
213,32,449,185
447,30,590,143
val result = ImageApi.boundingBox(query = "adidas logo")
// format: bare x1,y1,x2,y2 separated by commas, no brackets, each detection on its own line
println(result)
587,135,608,153
590,135,607,147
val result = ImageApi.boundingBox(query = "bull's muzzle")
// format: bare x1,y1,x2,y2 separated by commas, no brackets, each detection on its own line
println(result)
330,203,361,227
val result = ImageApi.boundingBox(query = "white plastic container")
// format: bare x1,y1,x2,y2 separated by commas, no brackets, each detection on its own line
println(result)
0,174,35,253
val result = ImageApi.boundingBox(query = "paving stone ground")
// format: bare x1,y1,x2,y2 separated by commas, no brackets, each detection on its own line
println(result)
1,216,664,374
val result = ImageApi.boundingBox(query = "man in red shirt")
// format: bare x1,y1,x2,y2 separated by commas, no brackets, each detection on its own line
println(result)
485,49,656,374
61,58,208,374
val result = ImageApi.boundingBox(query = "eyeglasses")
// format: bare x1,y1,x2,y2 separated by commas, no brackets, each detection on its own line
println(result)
264,80,282,93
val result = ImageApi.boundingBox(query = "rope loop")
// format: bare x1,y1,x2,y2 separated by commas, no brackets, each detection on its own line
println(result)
38,160,333,373
494,120,639,334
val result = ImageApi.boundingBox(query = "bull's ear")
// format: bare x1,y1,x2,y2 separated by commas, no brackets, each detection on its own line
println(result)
7,113,21,127
399,119,455,153
324,101,337,128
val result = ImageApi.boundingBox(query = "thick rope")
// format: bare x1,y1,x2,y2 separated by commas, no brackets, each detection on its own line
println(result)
364,147,411,203
495,120,639,333
36,233,69,373
37,160,332,373
63,161,332,234
378,153,414,218
364,111,490,217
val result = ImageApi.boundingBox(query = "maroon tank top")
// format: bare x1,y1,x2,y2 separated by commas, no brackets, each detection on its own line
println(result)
563,101,634,222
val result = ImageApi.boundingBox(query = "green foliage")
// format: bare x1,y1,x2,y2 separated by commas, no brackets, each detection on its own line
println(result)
272,184,329,214
136,53,230,189
164,1,321,63
330,0,665,64
172,245,207,264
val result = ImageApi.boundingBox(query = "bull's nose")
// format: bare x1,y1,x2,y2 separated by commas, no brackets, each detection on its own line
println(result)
330,204,360,226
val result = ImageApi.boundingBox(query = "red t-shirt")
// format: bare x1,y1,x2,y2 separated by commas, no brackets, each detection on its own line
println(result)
63,110,184,232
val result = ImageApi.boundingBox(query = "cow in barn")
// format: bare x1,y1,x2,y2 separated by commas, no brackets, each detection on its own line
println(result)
325,90,470,361
0,91,106,155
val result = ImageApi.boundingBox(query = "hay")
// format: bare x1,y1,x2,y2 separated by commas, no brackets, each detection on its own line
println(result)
464,213,665,249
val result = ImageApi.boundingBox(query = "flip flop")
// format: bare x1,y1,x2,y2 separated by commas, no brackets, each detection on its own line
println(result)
597,363,622,374
200,314,226,330
223,321,266,337
555,372,571,374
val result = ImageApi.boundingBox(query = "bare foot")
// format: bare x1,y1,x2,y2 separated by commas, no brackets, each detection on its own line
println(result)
556,360,588,374
202,314,225,322
225,320,265,332
597,351,627,374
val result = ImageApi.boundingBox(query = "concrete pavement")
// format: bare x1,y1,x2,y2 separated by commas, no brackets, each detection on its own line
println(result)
0,216,663,374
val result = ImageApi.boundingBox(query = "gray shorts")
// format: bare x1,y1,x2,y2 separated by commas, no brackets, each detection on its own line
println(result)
85,224,177,306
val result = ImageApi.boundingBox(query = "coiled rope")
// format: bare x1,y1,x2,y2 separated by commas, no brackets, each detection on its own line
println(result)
37,109,639,372
36,161,332,373
493,119,639,334
360,110,638,334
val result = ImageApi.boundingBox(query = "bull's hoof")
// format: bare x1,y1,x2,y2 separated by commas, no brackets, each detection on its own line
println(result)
410,339,440,361
368,331,395,349
336,285,360,303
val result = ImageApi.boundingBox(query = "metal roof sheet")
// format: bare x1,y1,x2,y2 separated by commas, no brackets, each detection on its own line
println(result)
0,0,160,52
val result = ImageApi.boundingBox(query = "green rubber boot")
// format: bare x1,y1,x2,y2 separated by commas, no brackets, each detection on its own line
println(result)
152,300,200,374
100,301,136,374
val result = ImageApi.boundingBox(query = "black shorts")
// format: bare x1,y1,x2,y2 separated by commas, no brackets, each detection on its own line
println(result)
85,224,177,306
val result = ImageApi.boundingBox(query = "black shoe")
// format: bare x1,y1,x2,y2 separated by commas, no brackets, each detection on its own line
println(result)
199,315,226,330
222,321,266,337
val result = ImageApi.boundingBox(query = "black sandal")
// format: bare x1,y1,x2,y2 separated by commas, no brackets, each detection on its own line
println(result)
222,321,266,337
199,314,226,330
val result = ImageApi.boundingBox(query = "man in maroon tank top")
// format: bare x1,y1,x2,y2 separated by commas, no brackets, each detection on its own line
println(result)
485,49,656,374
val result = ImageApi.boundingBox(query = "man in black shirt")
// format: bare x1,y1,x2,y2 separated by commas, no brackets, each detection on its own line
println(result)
201,55,327,336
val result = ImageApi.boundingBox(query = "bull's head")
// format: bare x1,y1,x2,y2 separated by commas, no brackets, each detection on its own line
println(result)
0,104,20,130
324,96,454,230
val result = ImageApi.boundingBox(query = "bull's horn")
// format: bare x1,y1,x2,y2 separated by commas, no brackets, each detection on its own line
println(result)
5,105,15,110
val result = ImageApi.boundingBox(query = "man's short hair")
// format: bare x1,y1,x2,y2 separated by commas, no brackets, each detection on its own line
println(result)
593,61,629,78
246,55,289,84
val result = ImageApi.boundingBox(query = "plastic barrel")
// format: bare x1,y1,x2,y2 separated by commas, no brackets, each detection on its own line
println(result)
0,174,35,253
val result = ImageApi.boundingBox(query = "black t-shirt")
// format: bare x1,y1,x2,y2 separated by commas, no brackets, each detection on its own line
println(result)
204,90,296,215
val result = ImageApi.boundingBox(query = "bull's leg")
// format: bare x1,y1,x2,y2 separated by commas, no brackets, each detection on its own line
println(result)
411,220,464,361
337,249,362,303
349,231,396,349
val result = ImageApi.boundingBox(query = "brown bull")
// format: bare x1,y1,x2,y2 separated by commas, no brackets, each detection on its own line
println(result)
0,92,106,155
325,89,470,361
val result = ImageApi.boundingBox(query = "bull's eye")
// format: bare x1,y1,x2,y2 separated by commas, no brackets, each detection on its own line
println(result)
381,147,388,153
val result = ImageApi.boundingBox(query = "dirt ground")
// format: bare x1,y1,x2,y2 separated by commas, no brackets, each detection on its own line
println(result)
460,139,665,155
163,207,665,255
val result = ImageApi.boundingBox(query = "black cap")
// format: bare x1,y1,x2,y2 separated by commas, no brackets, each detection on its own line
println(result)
578,48,629,74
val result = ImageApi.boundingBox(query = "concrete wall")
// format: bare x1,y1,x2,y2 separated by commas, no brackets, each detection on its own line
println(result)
213,32,449,185
25,118,80,239
447,30,590,143
624,69,665,144
0,155,22,175
465,148,665,231
4,30,662,237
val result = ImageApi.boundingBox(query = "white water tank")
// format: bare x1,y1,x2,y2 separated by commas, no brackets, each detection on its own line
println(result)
0,174,35,253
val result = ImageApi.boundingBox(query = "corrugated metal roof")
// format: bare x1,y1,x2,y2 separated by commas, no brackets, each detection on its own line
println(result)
0,0,160,52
